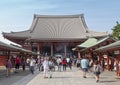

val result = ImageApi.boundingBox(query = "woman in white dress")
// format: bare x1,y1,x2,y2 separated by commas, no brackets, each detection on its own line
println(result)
43,57,49,78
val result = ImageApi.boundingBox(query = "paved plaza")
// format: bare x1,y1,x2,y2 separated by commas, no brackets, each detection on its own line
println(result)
0,67,120,85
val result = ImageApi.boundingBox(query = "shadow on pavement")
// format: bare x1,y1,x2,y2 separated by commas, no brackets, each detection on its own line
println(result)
100,80,117,83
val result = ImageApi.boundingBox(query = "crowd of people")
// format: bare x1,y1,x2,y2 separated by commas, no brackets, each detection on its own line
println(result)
6,55,103,83
5,55,73,76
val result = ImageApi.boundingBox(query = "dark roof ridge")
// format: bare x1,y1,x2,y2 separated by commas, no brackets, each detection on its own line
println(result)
34,14,84,18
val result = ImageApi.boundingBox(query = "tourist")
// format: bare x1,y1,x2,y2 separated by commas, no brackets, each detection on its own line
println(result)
6,58,12,77
62,58,67,71
26,57,30,71
43,57,49,78
29,56,36,74
57,57,62,72
15,56,21,73
37,57,42,71
88,58,93,72
76,58,81,68
93,61,102,82
68,57,72,70
21,57,26,71
81,56,89,78
48,57,54,78
66,57,70,66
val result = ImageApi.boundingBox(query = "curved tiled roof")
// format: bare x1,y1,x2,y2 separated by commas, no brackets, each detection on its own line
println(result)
3,14,109,41
95,40,120,51
0,40,32,53
77,37,98,48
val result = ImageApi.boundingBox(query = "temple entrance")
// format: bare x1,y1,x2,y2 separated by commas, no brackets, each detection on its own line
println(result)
53,43,64,56
40,43,74,57
41,46,51,56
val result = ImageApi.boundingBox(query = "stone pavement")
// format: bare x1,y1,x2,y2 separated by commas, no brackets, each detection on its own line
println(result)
0,68,30,85
7,67,120,85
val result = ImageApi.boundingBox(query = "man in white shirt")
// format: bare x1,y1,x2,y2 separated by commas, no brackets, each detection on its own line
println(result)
29,56,35,74
57,57,62,71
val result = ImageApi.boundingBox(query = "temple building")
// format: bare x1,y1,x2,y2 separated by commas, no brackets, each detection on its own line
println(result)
2,14,109,57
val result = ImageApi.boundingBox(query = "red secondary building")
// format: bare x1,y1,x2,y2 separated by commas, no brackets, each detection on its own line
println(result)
0,40,35,68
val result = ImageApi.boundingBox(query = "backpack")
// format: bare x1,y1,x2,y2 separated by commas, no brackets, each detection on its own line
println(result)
95,65,101,72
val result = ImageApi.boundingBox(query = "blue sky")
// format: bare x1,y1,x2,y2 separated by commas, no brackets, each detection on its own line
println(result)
0,0,120,44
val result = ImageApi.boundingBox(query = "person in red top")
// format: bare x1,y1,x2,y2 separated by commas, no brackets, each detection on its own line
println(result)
15,56,21,72
62,58,67,71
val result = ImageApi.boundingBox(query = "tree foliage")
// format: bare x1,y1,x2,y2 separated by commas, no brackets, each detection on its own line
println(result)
112,21,120,40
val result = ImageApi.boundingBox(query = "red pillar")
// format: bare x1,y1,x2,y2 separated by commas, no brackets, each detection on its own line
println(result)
116,55,120,76
106,54,110,71
97,52,101,64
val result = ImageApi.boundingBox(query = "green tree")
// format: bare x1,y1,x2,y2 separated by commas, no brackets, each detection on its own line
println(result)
112,21,120,40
